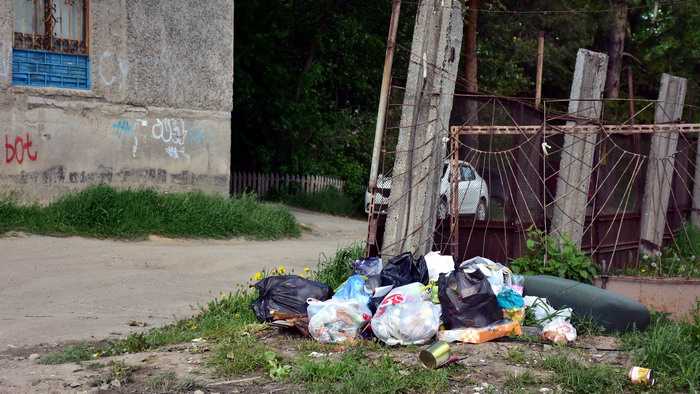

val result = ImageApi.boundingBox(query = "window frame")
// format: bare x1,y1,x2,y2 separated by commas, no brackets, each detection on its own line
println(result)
13,0,90,56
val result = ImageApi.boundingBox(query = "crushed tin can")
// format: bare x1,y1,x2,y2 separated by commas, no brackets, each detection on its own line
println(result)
628,366,655,385
418,341,451,369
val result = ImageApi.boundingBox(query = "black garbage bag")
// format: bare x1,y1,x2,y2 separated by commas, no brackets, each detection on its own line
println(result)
380,252,429,287
251,275,332,322
438,269,502,329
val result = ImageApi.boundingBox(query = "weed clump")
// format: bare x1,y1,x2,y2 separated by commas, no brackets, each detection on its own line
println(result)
0,185,300,240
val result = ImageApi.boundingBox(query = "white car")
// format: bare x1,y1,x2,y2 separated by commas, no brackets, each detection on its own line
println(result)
365,161,489,220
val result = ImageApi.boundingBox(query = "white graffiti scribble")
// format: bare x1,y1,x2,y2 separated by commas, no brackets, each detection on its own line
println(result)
0,42,8,79
98,51,129,87
151,118,187,145
112,117,202,161
132,136,138,158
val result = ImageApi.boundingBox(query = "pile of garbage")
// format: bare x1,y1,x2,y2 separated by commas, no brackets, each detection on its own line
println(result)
251,253,581,350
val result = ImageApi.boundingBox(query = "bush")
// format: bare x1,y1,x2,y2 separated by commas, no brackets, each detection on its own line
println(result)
510,228,598,283
268,186,364,218
0,185,300,240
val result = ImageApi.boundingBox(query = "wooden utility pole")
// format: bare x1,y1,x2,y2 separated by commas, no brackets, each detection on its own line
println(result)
551,49,608,247
367,0,401,251
382,0,463,258
464,0,479,125
464,0,479,95
640,74,687,252
535,31,545,109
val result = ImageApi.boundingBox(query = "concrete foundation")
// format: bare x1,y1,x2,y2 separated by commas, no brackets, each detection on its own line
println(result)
595,276,700,320
0,0,234,202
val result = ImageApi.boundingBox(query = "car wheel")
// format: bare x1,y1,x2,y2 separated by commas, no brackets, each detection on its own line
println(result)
476,200,487,220
437,197,448,219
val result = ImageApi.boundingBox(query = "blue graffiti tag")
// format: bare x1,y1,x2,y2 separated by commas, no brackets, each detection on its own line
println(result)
112,119,134,137
187,128,206,145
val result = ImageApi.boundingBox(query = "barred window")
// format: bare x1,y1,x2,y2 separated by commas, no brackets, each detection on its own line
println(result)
14,0,88,55
13,0,90,89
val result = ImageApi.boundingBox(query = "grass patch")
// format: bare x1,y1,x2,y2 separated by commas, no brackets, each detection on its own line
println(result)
503,371,540,392
0,185,300,240
39,343,94,365
622,309,700,392
145,371,200,393
506,347,526,364
291,348,451,394
313,242,364,290
268,186,363,218
539,353,626,394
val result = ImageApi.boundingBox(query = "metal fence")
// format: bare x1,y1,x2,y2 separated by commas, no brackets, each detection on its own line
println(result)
231,172,345,197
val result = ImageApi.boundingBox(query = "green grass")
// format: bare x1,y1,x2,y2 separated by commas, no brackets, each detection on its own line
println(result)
622,309,700,392
268,186,363,218
0,185,300,240
291,349,451,394
502,371,540,392
539,353,626,394
313,242,364,290
39,343,94,365
145,371,201,393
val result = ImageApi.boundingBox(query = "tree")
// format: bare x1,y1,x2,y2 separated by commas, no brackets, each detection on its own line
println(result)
605,0,629,98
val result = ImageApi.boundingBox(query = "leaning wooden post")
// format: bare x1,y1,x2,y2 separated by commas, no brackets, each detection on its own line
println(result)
382,0,463,257
640,74,687,252
551,49,608,247
450,127,460,257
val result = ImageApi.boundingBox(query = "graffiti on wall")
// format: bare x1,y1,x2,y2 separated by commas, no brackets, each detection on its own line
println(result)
0,42,8,79
112,118,206,160
99,51,129,88
4,133,38,164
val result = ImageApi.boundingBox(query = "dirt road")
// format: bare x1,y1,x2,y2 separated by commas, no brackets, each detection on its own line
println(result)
0,208,365,348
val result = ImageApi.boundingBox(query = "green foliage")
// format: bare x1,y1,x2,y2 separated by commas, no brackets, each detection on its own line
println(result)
291,349,451,394
539,353,626,394
624,223,700,278
510,228,598,283
265,351,292,381
38,344,94,365
313,242,364,291
269,186,363,218
622,306,700,392
0,185,300,240
209,333,269,377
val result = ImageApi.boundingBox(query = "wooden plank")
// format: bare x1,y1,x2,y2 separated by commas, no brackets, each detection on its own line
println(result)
383,0,463,257
640,74,688,251
451,123,700,135
551,49,608,247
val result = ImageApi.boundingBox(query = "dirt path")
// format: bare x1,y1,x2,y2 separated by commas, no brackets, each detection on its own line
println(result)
0,208,365,348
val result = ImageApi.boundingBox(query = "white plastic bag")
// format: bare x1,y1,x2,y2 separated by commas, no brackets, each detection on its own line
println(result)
460,256,512,294
424,251,455,282
307,298,372,343
370,283,441,346
523,296,577,343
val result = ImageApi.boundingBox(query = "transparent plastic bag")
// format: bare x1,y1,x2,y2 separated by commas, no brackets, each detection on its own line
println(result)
307,298,372,344
333,275,372,306
371,283,441,345
353,257,383,276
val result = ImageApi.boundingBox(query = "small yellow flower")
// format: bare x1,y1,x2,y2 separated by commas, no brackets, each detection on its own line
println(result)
251,271,264,282
277,265,287,274
304,267,311,273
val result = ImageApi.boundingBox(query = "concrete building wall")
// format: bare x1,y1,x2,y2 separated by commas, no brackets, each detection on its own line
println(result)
0,0,234,202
